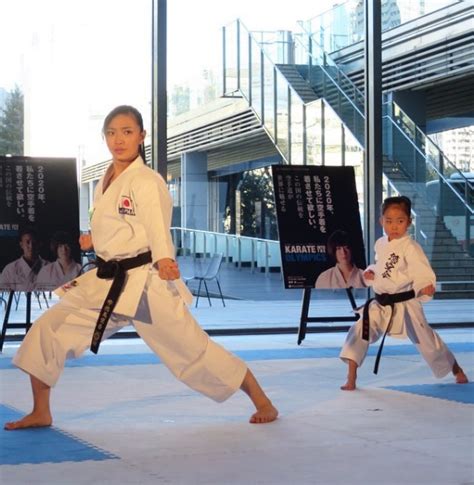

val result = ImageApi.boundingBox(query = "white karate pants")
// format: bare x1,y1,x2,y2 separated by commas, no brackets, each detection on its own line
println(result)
13,278,247,402
339,301,456,378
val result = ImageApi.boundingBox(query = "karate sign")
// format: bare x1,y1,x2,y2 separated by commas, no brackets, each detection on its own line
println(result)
0,156,80,291
272,165,366,289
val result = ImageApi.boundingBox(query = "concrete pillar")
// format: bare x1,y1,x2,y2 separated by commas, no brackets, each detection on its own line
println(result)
181,151,208,230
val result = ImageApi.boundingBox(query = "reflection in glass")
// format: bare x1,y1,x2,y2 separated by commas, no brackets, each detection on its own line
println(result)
263,57,275,138
251,41,263,119
306,100,322,165
276,72,289,159
291,95,304,165
323,102,342,166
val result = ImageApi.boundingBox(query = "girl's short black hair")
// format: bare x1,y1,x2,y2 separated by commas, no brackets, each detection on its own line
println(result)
327,230,352,261
381,196,412,217
50,230,74,255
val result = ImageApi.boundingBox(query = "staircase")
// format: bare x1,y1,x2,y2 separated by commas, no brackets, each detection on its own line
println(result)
222,18,474,298
382,158,474,298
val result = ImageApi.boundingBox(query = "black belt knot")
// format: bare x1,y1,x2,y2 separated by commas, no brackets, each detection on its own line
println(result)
96,259,122,280
362,289,415,374
375,292,392,306
90,251,152,354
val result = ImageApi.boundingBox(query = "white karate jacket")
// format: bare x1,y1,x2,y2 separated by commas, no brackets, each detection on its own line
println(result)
0,256,48,292
57,157,192,316
36,260,82,290
365,235,435,337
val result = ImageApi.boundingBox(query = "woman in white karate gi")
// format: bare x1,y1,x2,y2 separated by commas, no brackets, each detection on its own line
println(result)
340,196,468,390
315,230,366,289
36,231,82,290
5,105,278,430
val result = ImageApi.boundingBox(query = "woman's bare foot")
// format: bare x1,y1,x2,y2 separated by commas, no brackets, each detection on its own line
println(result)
240,369,278,424
4,411,52,430
250,402,278,424
453,361,469,384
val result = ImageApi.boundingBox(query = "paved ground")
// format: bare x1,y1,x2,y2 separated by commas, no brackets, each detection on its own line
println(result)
1,261,473,484
1,330,473,484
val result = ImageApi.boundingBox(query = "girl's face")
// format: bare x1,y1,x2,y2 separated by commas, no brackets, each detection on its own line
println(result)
57,243,71,259
335,245,352,265
380,205,411,241
104,113,145,164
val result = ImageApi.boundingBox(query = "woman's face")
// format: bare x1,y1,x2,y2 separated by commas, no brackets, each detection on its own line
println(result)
335,245,352,265
104,113,145,164
57,243,71,259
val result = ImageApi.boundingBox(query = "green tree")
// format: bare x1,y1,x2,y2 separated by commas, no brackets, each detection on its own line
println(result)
169,84,191,116
0,85,24,155
238,167,278,240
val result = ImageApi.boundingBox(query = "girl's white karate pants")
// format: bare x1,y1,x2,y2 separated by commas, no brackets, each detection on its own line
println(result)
13,279,248,403
339,301,455,378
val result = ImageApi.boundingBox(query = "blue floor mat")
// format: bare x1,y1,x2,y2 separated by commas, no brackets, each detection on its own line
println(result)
0,404,118,465
0,342,472,369
385,383,474,404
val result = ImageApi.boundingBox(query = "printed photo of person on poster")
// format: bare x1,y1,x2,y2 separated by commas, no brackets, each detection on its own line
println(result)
0,156,80,293
272,165,366,290
314,229,366,289
0,226,48,292
36,231,82,290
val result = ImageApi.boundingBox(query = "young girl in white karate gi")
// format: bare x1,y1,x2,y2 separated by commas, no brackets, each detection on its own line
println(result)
5,105,278,430
340,196,468,390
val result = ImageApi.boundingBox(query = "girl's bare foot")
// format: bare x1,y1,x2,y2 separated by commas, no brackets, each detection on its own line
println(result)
453,361,469,384
250,402,278,424
454,369,468,384
4,411,52,430
340,379,356,391
341,359,357,390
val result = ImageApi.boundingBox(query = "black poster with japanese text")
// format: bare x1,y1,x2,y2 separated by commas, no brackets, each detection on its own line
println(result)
272,165,366,289
0,156,81,291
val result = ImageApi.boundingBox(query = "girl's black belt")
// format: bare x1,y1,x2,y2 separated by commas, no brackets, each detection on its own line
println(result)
90,251,152,353
362,289,416,374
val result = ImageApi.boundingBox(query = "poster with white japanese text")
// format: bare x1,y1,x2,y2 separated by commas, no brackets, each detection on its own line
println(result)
0,156,81,292
272,165,366,289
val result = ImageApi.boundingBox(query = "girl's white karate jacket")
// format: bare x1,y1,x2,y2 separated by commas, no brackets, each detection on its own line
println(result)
340,235,455,377
36,260,82,291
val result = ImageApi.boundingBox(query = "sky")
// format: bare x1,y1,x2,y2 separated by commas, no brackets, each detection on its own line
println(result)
0,0,335,161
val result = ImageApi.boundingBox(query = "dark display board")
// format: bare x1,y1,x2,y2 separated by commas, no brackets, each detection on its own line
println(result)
272,165,366,289
0,156,80,291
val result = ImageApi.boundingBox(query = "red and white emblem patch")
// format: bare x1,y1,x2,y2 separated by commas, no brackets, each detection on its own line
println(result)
118,195,136,216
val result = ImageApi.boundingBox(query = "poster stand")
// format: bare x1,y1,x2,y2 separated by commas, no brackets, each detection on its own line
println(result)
297,287,359,345
0,291,32,352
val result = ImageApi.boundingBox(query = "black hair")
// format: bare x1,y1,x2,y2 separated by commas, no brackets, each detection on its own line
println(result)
102,105,146,160
326,230,353,261
381,196,411,217
18,225,39,242
50,230,74,255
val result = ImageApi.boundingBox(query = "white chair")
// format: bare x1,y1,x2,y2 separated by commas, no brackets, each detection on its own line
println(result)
183,253,225,308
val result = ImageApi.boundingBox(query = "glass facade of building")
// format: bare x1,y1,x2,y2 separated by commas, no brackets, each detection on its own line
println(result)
1,0,473,332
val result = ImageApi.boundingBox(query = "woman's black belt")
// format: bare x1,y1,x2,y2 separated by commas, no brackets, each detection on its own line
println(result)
90,251,152,354
362,289,415,374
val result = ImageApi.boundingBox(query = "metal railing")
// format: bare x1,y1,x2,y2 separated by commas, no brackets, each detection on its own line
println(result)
171,227,282,274
303,0,461,54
